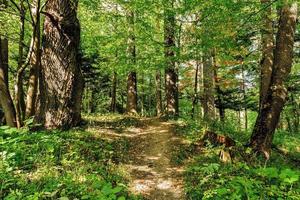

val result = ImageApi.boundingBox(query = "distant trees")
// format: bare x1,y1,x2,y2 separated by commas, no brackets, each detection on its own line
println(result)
0,0,299,142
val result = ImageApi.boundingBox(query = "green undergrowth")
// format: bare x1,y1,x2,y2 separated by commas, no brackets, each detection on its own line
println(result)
0,119,141,200
174,118,300,200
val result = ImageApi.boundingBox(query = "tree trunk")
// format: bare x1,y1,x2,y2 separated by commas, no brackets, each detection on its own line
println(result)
260,0,274,108
241,65,248,130
249,2,298,156
110,71,117,112
127,72,138,114
25,0,41,118
155,70,163,116
203,54,215,121
0,37,17,127
126,11,138,115
191,60,199,118
37,0,83,129
215,71,225,122
164,0,178,117
15,0,26,127
141,73,145,116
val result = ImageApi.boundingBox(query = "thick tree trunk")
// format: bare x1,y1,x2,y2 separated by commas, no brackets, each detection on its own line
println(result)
38,0,83,129
260,0,274,108
110,71,117,112
203,54,215,121
126,11,138,115
250,2,298,156
25,0,41,118
0,37,17,127
155,70,163,116
164,0,178,117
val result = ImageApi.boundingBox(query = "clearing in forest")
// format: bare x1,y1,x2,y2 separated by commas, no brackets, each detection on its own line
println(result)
87,117,187,200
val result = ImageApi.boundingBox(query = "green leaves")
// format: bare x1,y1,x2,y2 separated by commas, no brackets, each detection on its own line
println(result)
186,155,300,200
279,168,299,185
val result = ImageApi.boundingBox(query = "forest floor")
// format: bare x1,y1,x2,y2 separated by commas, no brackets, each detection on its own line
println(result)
86,116,188,200
2,115,299,199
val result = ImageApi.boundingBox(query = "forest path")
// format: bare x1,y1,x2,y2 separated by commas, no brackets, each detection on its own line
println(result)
87,116,187,199
123,119,186,200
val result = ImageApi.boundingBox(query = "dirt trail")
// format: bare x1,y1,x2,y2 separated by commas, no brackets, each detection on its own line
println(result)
123,120,186,200
88,117,187,199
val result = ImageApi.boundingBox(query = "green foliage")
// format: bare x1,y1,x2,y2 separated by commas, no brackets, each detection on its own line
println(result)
0,125,137,200
174,118,300,200
185,158,300,200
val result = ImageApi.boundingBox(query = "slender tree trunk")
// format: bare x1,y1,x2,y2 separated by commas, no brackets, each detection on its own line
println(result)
241,65,248,130
15,0,26,127
250,2,298,156
110,71,117,112
141,73,145,116
164,0,178,117
127,72,138,114
215,71,225,122
202,54,215,121
126,11,138,115
155,70,163,116
0,37,17,127
37,0,83,129
191,60,199,118
25,0,41,118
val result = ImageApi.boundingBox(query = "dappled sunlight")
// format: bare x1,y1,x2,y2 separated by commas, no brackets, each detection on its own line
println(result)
84,116,187,199
121,120,185,199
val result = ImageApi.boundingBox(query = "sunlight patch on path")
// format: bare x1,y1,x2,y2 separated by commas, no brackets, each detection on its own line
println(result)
123,121,186,200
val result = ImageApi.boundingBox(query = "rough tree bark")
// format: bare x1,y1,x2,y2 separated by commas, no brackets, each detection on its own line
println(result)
155,70,163,116
202,54,215,121
37,0,83,129
25,0,41,118
164,0,178,117
250,2,298,156
126,11,138,115
260,0,274,108
0,37,17,127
